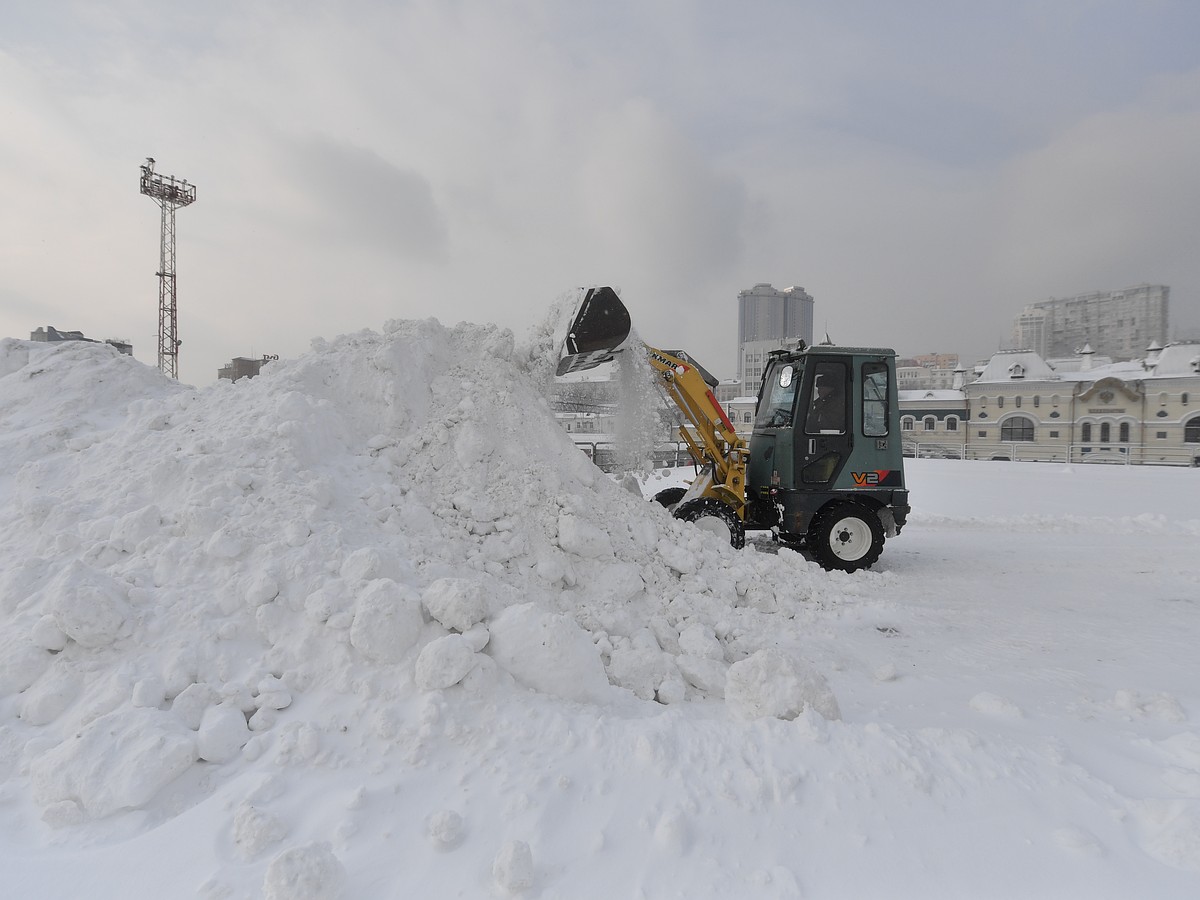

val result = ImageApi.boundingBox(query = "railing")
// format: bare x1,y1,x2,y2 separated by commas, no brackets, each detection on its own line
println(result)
902,440,966,459
966,442,1200,467
577,436,1200,472
571,440,696,473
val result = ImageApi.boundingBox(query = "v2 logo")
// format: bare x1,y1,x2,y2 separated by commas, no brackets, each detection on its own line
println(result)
852,471,883,486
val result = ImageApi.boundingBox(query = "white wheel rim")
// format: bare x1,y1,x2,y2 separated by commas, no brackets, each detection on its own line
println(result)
695,516,732,543
828,516,871,561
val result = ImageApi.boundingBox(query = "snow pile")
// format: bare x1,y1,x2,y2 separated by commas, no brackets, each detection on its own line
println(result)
0,320,840,890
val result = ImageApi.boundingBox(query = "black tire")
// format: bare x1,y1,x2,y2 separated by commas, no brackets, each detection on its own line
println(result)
808,503,884,572
673,498,746,550
652,487,687,511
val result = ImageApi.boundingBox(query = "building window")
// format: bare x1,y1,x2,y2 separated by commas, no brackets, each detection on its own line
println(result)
1186,416,1200,443
946,417,958,432
1001,415,1035,442
902,416,915,431
980,396,987,408
1033,395,1040,407
923,416,936,432
1051,394,1060,407
1082,422,1092,442
1049,431,1059,438
1157,431,1168,440
1015,396,1022,408
978,431,987,438
1100,422,1111,443
1119,422,1130,443
998,396,1005,408
1184,393,1190,406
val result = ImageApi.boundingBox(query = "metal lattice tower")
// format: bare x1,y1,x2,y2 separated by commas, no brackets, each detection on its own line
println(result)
139,158,197,378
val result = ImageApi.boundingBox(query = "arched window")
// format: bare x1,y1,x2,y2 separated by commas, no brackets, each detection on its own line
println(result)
743,412,752,424
1015,396,1022,408
923,416,936,431
1119,422,1130,443
946,417,959,432
1033,395,1040,408
1185,416,1200,443
1100,422,1111,443
901,416,915,432
1184,393,1190,406
1081,422,1092,443
1001,415,1035,442
998,396,1005,408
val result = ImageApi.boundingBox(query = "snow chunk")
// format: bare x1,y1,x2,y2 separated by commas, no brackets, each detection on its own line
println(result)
19,665,82,726
349,578,424,663
234,803,289,859
198,705,252,763
263,842,346,900
608,646,678,702
426,809,465,850
969,692,1024,719
492,839,534,894
48,561,130,648
725,649,841,721
30,615,68,652
422,577,488,632
415,634,479,690
30,708,197,818
172,682,218,730
0,637,52,694
556,513,614,559
487,603,613,704
677,655,728,697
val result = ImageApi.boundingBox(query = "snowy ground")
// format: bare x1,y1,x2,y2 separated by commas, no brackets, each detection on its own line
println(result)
1,323,1198,899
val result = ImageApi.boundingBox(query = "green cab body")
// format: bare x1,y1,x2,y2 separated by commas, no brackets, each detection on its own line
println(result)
744,345,910,568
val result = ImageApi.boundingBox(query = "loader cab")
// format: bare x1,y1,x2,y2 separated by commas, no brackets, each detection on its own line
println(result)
746,346,909,571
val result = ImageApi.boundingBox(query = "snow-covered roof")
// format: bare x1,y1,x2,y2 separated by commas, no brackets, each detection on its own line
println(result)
1147,341,1200,377
973,350,1060,383
973,343,1200,386
899,389,966,402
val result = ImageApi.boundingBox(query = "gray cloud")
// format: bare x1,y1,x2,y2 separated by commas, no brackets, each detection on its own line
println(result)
2,0,1199,384
287,136,448,260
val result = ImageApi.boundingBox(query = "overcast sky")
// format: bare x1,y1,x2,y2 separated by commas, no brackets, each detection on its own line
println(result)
3,0,1199,385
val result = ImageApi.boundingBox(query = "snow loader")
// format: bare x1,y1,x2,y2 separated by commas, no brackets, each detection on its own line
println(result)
556,286,909,572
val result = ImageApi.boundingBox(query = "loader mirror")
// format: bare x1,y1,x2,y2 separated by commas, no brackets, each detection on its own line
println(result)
779,365,794,388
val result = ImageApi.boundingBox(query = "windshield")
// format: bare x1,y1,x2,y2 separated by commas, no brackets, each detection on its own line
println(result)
755,361,802,429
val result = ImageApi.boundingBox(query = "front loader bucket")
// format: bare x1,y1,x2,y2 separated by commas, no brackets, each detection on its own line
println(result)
555,286,633,376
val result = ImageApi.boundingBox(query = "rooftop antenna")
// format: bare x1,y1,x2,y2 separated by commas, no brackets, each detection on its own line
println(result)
139,157,197,378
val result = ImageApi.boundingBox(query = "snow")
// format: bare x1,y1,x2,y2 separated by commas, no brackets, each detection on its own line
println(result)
1,321,1199,899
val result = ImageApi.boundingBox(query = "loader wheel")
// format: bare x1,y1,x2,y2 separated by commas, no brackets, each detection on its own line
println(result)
674,498,745,550
808,503,884,572
652,487,687,511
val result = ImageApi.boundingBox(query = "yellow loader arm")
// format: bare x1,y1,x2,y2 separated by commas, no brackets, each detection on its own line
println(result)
557,287,749,518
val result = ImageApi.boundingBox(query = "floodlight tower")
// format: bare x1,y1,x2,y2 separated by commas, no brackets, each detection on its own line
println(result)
139,157,197,378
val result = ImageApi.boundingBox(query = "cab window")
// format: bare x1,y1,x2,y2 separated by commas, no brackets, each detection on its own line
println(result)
755,363,800,429
862,362,889,437
806,362,847,435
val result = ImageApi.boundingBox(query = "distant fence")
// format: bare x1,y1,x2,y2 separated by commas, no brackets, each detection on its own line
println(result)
961,442,1200,467
580,437,1198,472
572,440,695,473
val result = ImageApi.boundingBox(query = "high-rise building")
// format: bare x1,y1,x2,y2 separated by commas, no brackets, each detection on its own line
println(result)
736,283,814,381
1013,284,1168,361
